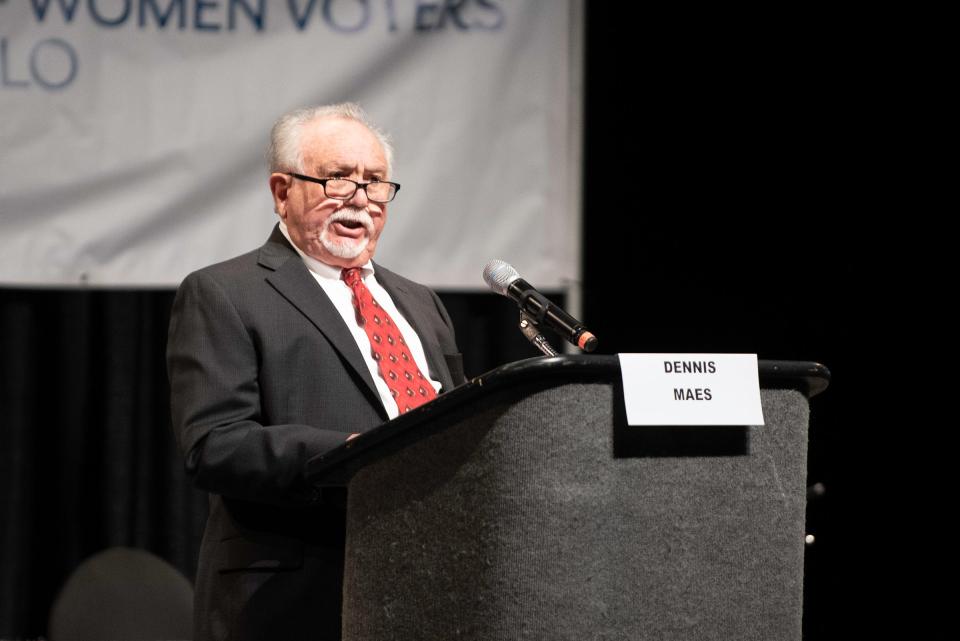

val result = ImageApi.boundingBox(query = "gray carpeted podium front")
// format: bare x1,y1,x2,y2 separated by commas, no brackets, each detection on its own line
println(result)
308,356,828,641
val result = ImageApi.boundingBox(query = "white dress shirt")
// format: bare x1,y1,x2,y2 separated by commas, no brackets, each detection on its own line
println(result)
279,222,441,420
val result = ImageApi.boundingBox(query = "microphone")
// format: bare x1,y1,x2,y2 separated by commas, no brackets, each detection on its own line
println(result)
482,259,597,352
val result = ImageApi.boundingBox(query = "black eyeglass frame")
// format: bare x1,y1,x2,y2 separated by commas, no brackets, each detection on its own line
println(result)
286,172,401,203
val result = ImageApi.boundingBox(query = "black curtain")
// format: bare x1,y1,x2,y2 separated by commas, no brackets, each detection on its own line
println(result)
0,287,559,635
0,290,206,632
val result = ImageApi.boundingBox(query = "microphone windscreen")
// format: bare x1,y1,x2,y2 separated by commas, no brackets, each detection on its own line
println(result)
482,259,520,295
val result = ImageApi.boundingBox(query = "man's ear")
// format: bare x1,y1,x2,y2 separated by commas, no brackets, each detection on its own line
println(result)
268,173,291,218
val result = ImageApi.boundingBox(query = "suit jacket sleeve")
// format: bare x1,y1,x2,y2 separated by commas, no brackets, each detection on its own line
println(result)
167,270,346,507
429,287,467,387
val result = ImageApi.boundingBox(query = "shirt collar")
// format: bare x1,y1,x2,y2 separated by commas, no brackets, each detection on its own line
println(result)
278,221,374,281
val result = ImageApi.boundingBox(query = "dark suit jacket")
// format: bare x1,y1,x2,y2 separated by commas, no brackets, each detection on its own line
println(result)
167,225,464,641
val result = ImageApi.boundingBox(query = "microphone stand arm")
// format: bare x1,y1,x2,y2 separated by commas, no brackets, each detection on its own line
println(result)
518,312,560,357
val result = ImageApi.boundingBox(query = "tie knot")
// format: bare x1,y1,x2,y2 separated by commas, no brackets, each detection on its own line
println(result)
342,267,362,287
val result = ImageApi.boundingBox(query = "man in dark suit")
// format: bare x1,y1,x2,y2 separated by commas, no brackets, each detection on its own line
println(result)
167,103,465,640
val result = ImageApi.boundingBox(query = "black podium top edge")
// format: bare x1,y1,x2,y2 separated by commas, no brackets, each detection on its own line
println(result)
305,355,830,485
473,355,830,398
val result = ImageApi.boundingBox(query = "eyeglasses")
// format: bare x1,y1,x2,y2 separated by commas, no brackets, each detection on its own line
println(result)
286,173,401,204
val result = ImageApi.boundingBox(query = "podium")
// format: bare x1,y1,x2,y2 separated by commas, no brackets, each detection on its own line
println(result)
307,355,829,641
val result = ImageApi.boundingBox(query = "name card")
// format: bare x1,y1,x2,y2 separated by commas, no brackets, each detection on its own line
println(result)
617,354,764,426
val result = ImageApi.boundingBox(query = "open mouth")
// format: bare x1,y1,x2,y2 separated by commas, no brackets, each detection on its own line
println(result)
331,219,367,239
326,207,373,242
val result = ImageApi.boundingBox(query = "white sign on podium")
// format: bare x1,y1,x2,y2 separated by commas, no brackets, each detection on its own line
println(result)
618,354,764,426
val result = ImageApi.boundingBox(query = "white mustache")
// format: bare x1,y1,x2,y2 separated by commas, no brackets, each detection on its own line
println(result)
327,207,375,236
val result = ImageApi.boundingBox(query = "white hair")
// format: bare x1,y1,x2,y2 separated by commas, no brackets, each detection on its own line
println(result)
267,102,394,176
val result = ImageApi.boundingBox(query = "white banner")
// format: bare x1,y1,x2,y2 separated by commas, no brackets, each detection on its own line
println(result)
0,0,582,289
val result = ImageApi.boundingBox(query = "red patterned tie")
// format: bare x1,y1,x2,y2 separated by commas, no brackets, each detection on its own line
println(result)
342,268,438,414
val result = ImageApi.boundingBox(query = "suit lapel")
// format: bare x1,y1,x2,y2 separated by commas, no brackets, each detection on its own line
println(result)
258,227,386,417
375,264,454,393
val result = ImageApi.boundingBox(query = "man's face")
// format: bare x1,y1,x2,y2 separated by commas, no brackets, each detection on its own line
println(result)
270,117,389,268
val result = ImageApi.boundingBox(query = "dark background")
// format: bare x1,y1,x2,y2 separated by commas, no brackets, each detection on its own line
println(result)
0,5,937,639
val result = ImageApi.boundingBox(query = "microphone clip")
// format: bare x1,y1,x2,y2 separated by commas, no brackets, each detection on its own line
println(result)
518,289,554,326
